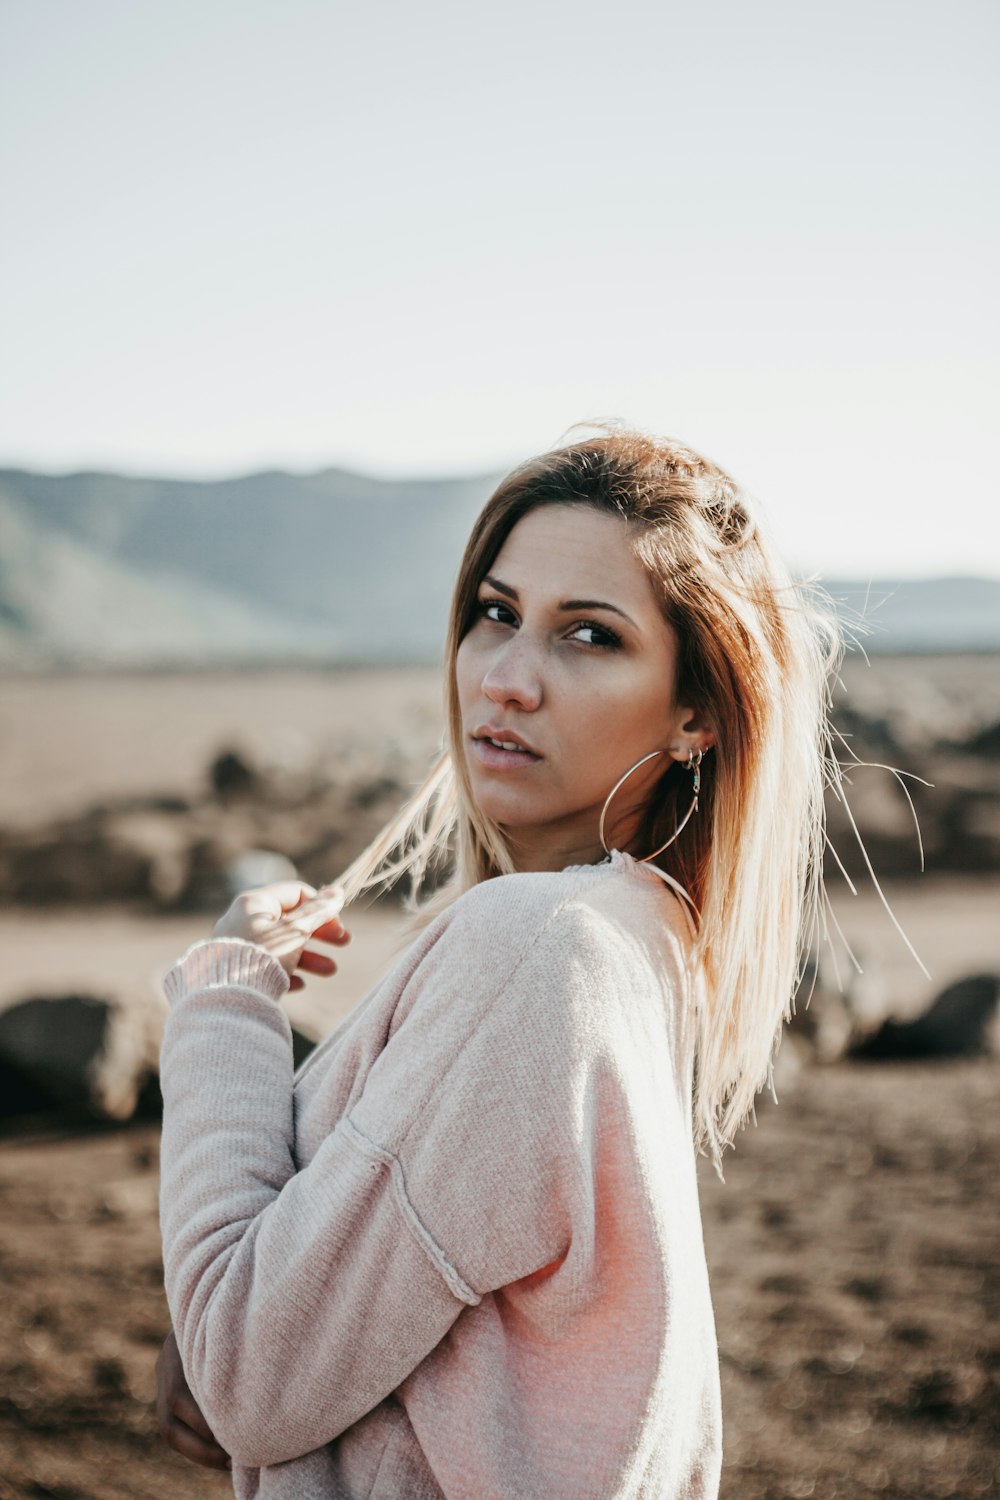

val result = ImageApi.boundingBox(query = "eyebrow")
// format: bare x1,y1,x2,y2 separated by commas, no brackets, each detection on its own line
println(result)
482,574,638,629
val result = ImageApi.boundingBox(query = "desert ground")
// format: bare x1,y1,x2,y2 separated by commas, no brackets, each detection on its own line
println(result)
0,660,997,1499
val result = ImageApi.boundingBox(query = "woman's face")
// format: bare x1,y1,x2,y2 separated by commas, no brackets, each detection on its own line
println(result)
455,503,707,872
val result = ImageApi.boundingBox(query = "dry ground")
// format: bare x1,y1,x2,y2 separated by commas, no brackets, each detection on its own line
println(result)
0,664,997,1497
0,667,445,830
1,652,994,830
0,1057,995,1500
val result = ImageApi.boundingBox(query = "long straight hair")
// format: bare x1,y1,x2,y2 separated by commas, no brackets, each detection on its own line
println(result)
338,425,843,1163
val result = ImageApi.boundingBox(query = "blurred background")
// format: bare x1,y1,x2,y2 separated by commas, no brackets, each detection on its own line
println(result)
0,2,997,1497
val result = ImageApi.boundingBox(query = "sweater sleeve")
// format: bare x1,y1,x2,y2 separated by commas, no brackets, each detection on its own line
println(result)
159,937,472,1469
158,885,637,1469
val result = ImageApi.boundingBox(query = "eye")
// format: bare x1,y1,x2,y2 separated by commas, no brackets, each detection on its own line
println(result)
569,619,623,650
475,597,518,628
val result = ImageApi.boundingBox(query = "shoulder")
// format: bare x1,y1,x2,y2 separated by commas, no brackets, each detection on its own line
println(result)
434,862,614,959
417,856,691,1013
361,859,695,1158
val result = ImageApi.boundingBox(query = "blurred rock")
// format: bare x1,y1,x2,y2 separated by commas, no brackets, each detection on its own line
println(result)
788,946,890,1064
964,718,1000,758
824,698,1000,878
210,747,259,798
0,991,162,1121
2,686,997,909
225,849,300,900
850,973,1000,1060
0,979,322,1126
351,773,406,810
0,742,412,908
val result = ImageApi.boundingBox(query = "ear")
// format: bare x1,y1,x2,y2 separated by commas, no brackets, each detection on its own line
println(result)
671,704,715,758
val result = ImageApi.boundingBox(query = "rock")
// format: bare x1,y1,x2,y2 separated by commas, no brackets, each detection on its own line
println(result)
964,719,1000,758
0,991,162,1121
350,774,405,811
225,849,300,901
0,977,322,1126
210,747,259,797
850,973,1000,1060
789,947,890,1063
825,770,931,879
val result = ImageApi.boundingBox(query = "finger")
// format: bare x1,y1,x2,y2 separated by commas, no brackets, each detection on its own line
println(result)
169,1386,217,1445
257,925,309,960
289,954,335,978
288,882,320,909
298,947,337,968
313,919,351,946
287,890,345,931
163,1411,232,1470
243,880,316,917
288,958,339,985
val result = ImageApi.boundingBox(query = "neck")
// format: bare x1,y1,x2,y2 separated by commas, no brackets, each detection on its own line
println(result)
505,831,608,874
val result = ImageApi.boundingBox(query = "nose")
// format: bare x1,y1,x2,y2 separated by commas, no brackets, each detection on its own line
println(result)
481,633,543,712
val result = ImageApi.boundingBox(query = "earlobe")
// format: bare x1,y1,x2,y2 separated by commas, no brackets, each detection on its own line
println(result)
671,743,713,764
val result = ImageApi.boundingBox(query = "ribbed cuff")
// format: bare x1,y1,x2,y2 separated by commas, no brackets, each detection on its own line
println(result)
162,937,290,1008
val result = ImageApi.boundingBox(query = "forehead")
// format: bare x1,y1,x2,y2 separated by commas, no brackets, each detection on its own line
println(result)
489,504,658,610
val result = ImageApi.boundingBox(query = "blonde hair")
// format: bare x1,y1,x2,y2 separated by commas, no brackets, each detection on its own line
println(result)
338,424,843,1163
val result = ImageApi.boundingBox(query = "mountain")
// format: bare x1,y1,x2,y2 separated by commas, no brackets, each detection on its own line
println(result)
818,577,1000,654
0,465,497,668
1,465,997,668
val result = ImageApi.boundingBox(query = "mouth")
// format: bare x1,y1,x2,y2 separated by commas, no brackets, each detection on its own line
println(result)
471,726,543,767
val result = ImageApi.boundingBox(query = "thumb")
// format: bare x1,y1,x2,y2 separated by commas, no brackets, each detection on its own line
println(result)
242,881,317,921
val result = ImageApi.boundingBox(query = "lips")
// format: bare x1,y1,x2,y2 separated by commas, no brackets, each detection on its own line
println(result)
471,725,543,768
473,725,541,755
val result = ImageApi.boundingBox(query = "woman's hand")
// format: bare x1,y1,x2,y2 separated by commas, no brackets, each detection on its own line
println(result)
212,880,350,992
155,1329,231,1471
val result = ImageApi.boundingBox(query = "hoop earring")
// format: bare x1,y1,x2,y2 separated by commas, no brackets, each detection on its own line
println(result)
598,747,703,863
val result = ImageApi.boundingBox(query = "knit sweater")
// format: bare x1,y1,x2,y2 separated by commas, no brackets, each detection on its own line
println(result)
159,848,722,1499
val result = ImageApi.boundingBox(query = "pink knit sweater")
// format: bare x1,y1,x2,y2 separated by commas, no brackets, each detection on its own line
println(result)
159,849,722,1498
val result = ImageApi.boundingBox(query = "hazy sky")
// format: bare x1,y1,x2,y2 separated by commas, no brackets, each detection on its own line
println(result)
2,0,997,576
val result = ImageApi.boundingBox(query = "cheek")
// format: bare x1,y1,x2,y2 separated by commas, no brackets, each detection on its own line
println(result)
563,683,676,801
558,664,670,741
547,679,650,797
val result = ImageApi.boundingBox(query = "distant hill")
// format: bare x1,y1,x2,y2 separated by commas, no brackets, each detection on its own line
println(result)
1,465,998,668
0,465,497,668
818,576,1000,654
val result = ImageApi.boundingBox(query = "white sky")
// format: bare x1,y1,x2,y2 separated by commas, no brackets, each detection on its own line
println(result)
1,0,998,576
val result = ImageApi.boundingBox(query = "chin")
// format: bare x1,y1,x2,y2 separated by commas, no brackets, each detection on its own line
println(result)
467,782,541,829
471,795,533,829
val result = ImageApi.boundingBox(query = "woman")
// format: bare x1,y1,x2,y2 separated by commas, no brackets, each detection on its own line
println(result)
156,426,840,1497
